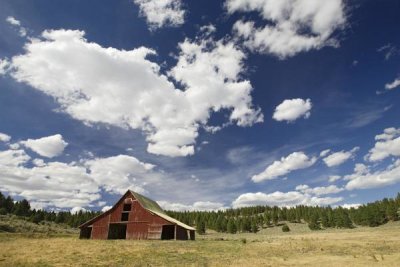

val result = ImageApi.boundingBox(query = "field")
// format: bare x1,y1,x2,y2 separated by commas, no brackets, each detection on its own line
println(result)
1,221,400,266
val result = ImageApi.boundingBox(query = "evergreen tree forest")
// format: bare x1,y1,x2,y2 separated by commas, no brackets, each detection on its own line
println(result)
0,192,101,228
0,191,399,233
166,193,400,234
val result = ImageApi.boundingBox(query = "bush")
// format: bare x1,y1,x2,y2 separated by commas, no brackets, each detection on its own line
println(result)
240,238,247,244
0,224,15,232
282,224,290,232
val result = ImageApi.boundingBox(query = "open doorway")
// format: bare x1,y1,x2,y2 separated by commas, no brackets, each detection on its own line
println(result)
108,224,127,239
79,227,92,239
161,225,175,240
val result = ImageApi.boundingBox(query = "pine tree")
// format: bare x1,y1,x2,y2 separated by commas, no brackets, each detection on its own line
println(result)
308,212,320,230
196,219,206,234
227,218,237,234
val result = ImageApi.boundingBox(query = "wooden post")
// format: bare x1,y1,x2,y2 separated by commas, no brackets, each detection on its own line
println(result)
174,225,177,240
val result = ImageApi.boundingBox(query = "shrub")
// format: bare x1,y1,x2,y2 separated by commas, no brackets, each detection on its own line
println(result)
0,224,15,232
282,224,290,232
240,238,247,244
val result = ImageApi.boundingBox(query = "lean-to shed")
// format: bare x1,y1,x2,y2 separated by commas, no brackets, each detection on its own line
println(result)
79,190,195,240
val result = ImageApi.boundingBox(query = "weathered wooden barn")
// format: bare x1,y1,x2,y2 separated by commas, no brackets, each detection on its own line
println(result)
79,190,195,240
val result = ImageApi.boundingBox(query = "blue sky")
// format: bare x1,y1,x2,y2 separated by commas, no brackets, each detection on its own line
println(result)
0,0,399,212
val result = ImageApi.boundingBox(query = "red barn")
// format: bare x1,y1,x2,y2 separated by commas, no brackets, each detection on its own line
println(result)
79,190,195,240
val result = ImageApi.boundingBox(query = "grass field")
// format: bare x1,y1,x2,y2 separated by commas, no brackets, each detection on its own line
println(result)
1,221,400,266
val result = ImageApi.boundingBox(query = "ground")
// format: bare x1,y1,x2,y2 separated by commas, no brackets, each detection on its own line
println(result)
1,221,400,266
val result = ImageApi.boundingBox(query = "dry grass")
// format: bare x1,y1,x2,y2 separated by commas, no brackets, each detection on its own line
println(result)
1,221,400,266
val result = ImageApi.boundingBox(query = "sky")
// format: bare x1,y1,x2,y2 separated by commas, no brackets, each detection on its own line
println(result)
0,0,399,213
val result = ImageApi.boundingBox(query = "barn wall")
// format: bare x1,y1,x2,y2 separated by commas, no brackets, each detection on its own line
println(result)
91,213,110,239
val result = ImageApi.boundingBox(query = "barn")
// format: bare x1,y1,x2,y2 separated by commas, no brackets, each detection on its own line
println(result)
79,190,195,240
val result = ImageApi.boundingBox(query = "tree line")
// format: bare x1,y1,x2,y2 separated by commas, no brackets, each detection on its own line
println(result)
1,191,399,233
0,192,101,228
166,193,400,234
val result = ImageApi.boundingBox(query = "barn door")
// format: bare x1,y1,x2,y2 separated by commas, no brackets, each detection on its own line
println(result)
147,224,162,240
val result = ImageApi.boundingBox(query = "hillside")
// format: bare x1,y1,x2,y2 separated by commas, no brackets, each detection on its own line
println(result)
0,215,78,236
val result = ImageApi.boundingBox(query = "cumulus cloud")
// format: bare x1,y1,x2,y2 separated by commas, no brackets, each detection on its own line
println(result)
0,149,30,167
385,77,400,90
20,134,68,158
252,151,316,182
85,155,155,195
158,200,228,211
226,0,346,59
0,59,10,75
328,175,341,183
6,16,27,37
272,98,312,122
341,203,361,209
345,160,400,190
101,206,112,212
295,184,343,196
322,147,359,167
0,132,11,142
6,16,21,26
0,142,158,208
2,29,262,157
133,0,185,29
366,127,400,162
232,191,343,208
70,206,87,214
319,149,331,157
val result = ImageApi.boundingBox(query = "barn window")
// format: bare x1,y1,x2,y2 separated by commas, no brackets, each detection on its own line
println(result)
121,212,129,221
123,203,131,211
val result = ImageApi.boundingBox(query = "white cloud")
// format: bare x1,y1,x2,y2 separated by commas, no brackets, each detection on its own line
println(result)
0,149,30,167
295,184,343,196
8,143,20,150
232,191,342,208
252,151,316,182
200,24,217,35
320,149,331,157
272,98,312,122
345,159,400,190
21,134,68,158
6,16,27,37
0,159,101,208
0,59,10,75
341,203,361,209
32,158,45,167
366,127,400,162
377,43,399,61
158,200,228,211
328,175,341,183
0,145,159,208
70,206,87,214
133,0,185,29
0,132,11,142
6,16,20,26
385,78,400,90
227,0,346,59
101,206,112,212
2,29,262,157
323,147,359,167
85,155,155,195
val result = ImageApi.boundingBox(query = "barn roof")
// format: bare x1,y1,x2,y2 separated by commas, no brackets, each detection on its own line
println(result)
129,190,165,214
79,190,195,231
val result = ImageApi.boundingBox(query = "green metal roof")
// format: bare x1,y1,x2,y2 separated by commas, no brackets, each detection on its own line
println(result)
130,190,195,230
129,190,166,215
